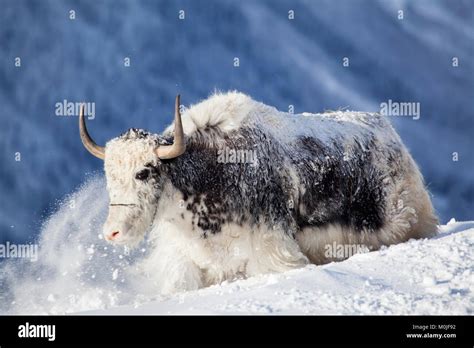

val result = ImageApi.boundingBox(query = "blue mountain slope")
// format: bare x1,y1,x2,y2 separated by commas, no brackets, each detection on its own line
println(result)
0,0,473,242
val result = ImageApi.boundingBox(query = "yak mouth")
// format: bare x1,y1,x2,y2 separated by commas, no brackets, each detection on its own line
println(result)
104,229,145,248
103,205,159,248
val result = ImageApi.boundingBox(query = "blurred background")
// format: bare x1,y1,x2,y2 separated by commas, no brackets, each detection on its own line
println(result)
0,0,473,243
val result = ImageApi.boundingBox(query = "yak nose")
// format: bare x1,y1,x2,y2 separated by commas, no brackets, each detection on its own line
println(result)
105,231,121,241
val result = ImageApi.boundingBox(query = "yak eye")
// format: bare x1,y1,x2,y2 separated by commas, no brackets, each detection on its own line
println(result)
135,168,150,181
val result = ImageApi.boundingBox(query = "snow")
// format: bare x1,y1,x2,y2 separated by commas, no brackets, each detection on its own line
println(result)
0,176,472,315
87,221,473,315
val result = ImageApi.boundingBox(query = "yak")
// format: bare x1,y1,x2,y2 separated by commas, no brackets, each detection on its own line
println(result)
78,91,437,294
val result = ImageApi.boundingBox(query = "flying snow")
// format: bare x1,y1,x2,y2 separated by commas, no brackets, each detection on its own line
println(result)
0,175,164,314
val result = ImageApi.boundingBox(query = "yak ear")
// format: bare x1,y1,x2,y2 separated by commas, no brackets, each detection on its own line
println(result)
155,95,186,160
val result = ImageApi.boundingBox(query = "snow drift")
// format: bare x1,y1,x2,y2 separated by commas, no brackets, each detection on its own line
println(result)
0,176,472,315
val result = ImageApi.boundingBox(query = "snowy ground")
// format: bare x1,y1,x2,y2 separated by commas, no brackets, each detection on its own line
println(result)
86,220,473,315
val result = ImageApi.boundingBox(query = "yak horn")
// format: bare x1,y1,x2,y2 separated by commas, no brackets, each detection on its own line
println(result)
155,95,186,159
79,103,105,160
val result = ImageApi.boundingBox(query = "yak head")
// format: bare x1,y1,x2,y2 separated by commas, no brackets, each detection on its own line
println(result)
79,95,185,247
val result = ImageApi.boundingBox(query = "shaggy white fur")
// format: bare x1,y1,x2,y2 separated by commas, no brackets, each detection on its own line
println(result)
163,91,266,136
138,182,309,294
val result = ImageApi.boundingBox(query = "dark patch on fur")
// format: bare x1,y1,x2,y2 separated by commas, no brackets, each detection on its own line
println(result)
162,126,297,238
293,135,386,231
